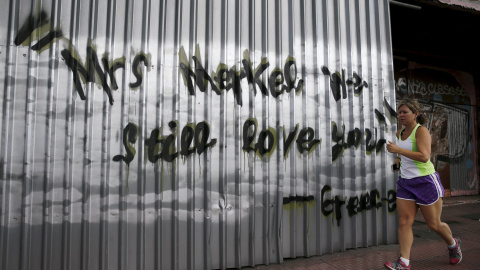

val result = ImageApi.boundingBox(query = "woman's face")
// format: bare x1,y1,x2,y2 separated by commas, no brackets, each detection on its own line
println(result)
397,104,418,126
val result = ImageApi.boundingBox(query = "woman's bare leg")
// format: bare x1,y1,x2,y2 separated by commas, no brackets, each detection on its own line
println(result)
397,198,419,260
419,199,455,246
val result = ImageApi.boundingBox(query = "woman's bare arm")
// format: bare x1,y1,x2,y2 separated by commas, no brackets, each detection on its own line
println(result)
388,126,431,163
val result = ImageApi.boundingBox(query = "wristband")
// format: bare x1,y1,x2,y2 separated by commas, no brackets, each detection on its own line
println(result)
395,156,401,160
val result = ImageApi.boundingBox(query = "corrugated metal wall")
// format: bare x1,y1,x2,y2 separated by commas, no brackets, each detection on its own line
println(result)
0,0,398,269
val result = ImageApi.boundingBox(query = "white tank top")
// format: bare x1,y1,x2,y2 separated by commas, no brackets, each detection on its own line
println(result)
397,124,435,179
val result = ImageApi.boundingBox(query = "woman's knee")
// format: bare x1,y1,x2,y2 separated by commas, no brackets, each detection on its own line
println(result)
426,220,444,232
398,215,415,227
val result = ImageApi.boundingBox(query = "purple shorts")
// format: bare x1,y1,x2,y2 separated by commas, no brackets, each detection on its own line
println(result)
396,172,445,205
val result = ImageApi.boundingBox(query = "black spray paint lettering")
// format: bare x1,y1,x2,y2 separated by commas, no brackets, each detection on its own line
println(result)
242,119,258,153
242,119,278,157
383,97,397,118
159,121,179,163
321,66,369,102
241,56,270,97
101,58,125,91
375,109,388,126
319,185,396,226
129,53,150,89
345,190,396,216
145,127,163,163
256,129,277,156
32,29,63,51
347,128,362,149
321,185,346,226
14,11,150,105
194,122,218,155
144,121,181,163
296,127,321,154
179,46,304,106
61,47,149,105
331,122,385,161
284,57,304,94
214,64,244,105
283,195,315,204
180,124,196,157
14,12,397,157
283,124,299,158
365,128,387,153
179,55,222,95
242,119,321,158
62,46,118,104
332,122,346,161
282,186,396,226
14,10,62,52
113,122,138,165
116,121,217,164
268,68,286,98
14,11,386,120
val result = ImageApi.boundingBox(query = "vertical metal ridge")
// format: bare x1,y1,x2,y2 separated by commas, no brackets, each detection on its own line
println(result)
264,0,274,263
248,0,256,266
354,0,367,249
154,1,166,269
0,5,7,263
42,0,62,269
18,2,35,269
314,0,325,256
185,1,196,270
1,0,17,268
136,0,151,269
246,0,255,265
218,1,228,268
80,85,92,270
324,0,334,254
118,0,134,268
233,0,241,267
81,0,102,268
347,0,361,250
99,0,116,267
342,0,356,250
22,31,34,270
274,1,284,264
248,0,258,265
61,1,72,269
334,0,347,253
264,0,278,263
285,0,296,259
363,0,374,248
357,0,370,248
372,0,384,246
203,2,214,269
299,0,311,257
310,0,321,256
51,1,64,270
62,1,80,269
171,0,181,269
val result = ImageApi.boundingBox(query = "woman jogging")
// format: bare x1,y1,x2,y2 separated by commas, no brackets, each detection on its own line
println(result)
384,98,462,269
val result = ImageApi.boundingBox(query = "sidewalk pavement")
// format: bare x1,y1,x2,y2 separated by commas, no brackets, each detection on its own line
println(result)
246,194,480,270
